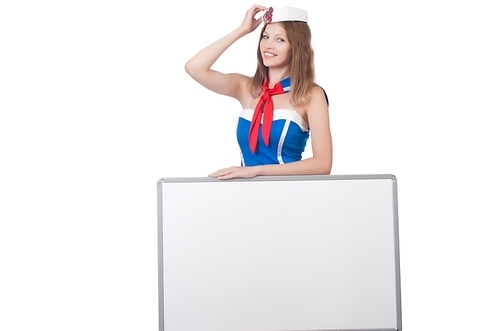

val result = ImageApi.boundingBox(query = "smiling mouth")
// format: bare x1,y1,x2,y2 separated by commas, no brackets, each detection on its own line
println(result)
263,52,276,58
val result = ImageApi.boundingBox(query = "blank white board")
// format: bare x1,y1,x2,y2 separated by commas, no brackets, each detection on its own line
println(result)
157,174,402,331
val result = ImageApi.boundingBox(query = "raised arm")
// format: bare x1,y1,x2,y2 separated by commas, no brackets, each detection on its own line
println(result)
184,5,267,99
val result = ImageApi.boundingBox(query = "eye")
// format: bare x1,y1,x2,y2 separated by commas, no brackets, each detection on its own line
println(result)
278,38,286,42
262,35,269,39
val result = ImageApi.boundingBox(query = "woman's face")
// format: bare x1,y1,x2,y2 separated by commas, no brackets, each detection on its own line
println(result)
260,23,292,69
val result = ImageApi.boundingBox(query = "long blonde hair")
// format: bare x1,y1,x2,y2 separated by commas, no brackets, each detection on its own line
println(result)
248,21,315,106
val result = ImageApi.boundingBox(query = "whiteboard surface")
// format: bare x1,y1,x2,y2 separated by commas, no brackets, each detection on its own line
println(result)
157,174,402,331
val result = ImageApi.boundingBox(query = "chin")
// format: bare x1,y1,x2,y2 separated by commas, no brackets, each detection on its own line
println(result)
263,59,281,68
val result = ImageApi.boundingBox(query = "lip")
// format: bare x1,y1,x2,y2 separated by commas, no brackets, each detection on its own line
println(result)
263,51,277,58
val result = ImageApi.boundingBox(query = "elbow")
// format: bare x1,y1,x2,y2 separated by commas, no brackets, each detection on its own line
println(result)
317,157,332,175
304,158,331,175
184,61,194,77
320,169,331,175
184,57,201,78
318,164,332,175
185,60,205,81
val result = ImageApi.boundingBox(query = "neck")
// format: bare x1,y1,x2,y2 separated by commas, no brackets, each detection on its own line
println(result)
267,68,290,87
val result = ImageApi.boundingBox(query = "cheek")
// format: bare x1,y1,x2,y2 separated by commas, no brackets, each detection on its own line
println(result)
283,46,293,61
259,40,267,52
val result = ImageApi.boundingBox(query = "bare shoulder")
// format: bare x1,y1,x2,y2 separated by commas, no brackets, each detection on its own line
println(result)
312,84,329,103
306,85,329,113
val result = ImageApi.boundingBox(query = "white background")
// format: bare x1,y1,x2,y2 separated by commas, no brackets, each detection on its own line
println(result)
1,1,499,330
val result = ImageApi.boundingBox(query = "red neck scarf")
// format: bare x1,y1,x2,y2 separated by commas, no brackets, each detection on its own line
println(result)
249,76,291,153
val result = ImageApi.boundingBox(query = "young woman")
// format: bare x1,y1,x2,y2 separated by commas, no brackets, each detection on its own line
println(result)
185,5,332,179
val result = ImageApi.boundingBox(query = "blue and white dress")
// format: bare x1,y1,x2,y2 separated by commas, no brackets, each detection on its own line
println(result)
236,108,310,166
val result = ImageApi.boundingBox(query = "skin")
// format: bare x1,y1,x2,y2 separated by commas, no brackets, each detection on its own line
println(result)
185,4,332,179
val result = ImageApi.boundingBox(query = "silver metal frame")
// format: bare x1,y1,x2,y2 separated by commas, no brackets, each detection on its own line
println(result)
157,174,402,331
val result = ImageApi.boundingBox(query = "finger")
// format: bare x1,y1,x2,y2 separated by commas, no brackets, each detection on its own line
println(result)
208,168,230,178
252,4,267,11
208,171,222,178
216,173,236,180
252,5,267,16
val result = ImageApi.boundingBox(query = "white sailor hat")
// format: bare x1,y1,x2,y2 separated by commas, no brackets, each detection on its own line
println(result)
262,6,308,24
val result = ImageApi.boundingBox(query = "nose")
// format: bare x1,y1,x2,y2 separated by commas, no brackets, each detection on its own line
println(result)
262,38,273,49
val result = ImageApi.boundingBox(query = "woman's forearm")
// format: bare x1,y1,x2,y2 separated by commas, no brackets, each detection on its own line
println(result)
256,156,332,176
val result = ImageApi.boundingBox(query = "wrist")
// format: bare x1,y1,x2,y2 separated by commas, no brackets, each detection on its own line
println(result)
234,25,251,37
